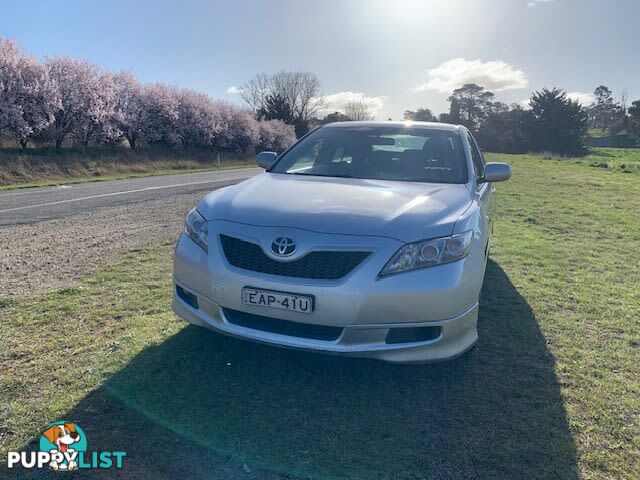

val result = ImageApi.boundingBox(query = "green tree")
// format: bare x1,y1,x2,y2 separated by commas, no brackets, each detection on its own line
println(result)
320,111,351,124
447,84,494,131
587,85,622,130
258,93,295,125
240,71,323,137
529,88,588,155
628,100,640,138
403,107,436,122
477,104,533,154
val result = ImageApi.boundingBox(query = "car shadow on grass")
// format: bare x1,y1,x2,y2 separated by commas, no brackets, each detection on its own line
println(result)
20,260,578,479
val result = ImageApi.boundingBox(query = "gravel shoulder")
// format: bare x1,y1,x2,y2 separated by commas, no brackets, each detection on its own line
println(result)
0,191,203,297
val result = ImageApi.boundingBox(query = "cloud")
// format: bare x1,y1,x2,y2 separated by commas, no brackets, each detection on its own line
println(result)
413,58,528,94
566,91,595,106
226,85,241,94
320,91,387,116
527,0,554,7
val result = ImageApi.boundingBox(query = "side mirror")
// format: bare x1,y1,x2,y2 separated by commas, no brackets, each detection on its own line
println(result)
257,151,278,169
480,162,511,183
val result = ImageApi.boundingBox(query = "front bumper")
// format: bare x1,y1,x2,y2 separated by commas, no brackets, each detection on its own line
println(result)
172,221,486,363
173,281,478,363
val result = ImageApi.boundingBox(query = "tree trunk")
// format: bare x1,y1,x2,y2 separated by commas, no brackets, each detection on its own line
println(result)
20,139,28,149
55,138,63,151
127,133,137,150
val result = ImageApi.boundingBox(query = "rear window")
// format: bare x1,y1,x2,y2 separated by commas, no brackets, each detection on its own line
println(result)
271,126,468,184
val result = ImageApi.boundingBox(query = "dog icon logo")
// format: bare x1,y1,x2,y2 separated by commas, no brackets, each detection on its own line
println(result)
39,421,86,471
7,420,125,470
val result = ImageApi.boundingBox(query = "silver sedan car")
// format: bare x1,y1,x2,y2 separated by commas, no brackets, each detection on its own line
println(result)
172,121,511,363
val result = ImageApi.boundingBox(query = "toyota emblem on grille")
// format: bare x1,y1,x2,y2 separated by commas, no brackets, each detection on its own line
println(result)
271,237,296,257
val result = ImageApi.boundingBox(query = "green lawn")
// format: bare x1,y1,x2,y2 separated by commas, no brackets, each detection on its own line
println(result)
588,128,609,138
583,147,640,174
1,151,639,479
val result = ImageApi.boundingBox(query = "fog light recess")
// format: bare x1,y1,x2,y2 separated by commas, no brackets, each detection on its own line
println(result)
385,326,442,344
176,285,199,309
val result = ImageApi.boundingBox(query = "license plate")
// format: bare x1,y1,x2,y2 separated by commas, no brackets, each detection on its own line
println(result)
241,287,314,314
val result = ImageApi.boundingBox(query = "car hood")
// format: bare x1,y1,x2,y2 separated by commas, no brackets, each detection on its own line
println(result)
198,173,472,242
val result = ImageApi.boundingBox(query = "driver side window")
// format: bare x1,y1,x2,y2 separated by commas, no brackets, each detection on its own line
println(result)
288,137,324,172
467,133,485,180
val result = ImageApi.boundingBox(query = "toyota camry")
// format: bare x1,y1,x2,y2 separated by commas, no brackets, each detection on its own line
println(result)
172,121,511,363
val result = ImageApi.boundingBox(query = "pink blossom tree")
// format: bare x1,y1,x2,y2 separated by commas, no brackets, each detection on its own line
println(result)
17,59,59,148
175,88,219,148
93,72,122,145
46,57,105,150
113,71,145,149
0,38,59,148
0,38,24,140
233,110,260,153
211,101,259,153
257,119,296,152
139,83,180,147
72,70,121,146
1,37,298,153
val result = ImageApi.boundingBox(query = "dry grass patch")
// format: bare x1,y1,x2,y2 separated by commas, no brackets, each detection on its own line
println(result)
0,147,254,188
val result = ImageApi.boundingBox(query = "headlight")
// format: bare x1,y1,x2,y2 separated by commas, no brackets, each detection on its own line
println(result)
379,230,473,277
185,208,208,251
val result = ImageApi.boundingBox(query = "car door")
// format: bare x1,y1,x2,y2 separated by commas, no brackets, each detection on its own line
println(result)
467,132,495,258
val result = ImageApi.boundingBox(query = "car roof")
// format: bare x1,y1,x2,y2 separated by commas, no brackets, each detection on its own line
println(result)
321,121,463,132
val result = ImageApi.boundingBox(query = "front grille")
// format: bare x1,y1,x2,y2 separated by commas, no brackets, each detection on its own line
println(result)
219,234,370,280
222,308,343,341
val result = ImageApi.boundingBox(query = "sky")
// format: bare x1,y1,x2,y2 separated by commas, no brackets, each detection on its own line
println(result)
2,0,639,120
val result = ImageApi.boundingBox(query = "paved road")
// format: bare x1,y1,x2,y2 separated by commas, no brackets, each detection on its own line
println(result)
0,168,261,226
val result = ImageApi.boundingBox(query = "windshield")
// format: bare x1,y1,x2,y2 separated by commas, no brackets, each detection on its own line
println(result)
270,125,468,183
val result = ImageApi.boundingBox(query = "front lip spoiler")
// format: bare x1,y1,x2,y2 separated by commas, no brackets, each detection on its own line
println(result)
172,278,479,363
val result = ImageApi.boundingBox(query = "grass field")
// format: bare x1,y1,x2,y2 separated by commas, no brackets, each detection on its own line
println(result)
582,147,640,174
1,150,639,479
